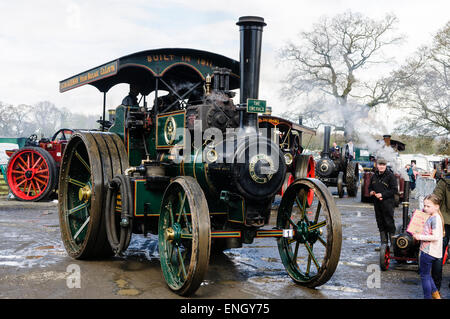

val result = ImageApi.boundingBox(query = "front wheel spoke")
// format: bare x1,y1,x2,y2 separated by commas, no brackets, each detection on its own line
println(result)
284,211,297,228
314,201,322,223
317,235,327,247
304,242,320,270
177,246,187,280
168,242,175,264
306,255,312,275
308,220,327,232
293,241,300,263
295,194,308,221
177,192,187,223
168,203,174,225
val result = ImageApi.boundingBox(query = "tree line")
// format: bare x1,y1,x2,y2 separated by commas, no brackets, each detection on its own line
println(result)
0,101,99,138
279,11,449,148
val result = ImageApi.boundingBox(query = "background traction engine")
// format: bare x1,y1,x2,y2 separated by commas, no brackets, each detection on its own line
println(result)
57,16,342,296
6,129,73,201
258,115,316,201
315,126,359,198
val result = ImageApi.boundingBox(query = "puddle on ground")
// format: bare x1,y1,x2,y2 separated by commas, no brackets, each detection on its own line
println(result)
339,261,365,267
123,234,159,261
0,242,66,268
319,285,363,293
113,277,142,296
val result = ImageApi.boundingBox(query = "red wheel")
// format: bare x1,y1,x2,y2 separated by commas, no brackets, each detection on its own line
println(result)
6,147,57,201
380,244,390,271
443,246,448,266
294,155,316,205
281,173,295,196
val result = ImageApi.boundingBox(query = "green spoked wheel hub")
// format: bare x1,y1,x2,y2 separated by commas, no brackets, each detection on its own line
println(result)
158,176,211,296
58,131,128,259
293,219,322,245
277,178,342,288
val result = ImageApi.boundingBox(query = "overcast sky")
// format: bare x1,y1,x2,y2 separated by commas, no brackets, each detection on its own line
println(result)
0,0,448,133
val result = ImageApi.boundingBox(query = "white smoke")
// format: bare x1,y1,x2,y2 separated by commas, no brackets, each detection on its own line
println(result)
358,134,409,179
314,100,409,179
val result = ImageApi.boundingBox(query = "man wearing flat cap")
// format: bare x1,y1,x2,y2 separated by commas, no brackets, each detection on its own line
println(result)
369,157,398,249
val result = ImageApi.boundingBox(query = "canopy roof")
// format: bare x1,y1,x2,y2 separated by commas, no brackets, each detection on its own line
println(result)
259,115,316,135
59,48,240,94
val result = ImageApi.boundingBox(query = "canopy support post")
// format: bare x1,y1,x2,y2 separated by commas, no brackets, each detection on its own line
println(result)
154,77,159,114
102,92,106,132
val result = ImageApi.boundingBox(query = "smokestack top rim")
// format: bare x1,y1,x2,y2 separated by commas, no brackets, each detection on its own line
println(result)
236,16,266,27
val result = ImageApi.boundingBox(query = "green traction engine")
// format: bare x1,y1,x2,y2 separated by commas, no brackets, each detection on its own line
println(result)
58,16,342,296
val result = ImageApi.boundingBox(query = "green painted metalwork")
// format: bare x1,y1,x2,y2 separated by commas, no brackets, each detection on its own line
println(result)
108,105,126,140
59,49,240,94
60,61,118,92
109,105,157,166
132,179,164,216
156,110,186,149
0,137,28,149
219,190,245,224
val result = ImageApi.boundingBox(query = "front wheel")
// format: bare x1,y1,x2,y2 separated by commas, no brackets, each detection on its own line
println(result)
277,178,342,288
158,176,211,296
346,161,359,197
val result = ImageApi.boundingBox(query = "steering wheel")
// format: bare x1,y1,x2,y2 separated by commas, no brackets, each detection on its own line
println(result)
28,134,38,142
51,128,74,142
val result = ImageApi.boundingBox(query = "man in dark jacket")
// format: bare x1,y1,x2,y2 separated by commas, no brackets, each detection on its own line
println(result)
122,83,140,107
431,162,450,290
369,157,398,248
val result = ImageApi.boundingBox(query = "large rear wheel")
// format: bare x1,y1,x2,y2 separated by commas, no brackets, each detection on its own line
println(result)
58,131,128,259
277,178,342,288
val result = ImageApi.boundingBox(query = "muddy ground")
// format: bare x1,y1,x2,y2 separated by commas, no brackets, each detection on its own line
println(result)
0,187,447,300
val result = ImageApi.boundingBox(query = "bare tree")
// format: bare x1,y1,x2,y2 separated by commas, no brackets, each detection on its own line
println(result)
280,11,404,134
392,22,450,137
32,101,67,137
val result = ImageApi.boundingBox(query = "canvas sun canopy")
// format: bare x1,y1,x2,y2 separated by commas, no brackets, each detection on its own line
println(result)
59,48,240,95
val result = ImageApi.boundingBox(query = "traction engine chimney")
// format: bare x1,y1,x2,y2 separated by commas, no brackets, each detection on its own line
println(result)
236,16,266,130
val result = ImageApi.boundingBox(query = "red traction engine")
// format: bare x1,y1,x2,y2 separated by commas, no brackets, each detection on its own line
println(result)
6,129,74,201
258,115,316,197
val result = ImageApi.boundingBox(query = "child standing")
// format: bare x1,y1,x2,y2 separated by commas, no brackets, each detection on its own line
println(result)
412,194,445,299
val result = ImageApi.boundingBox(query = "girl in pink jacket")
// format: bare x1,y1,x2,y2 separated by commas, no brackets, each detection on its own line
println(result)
413,194,445,299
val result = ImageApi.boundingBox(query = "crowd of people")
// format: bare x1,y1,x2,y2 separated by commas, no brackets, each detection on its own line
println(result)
370,157,449,299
